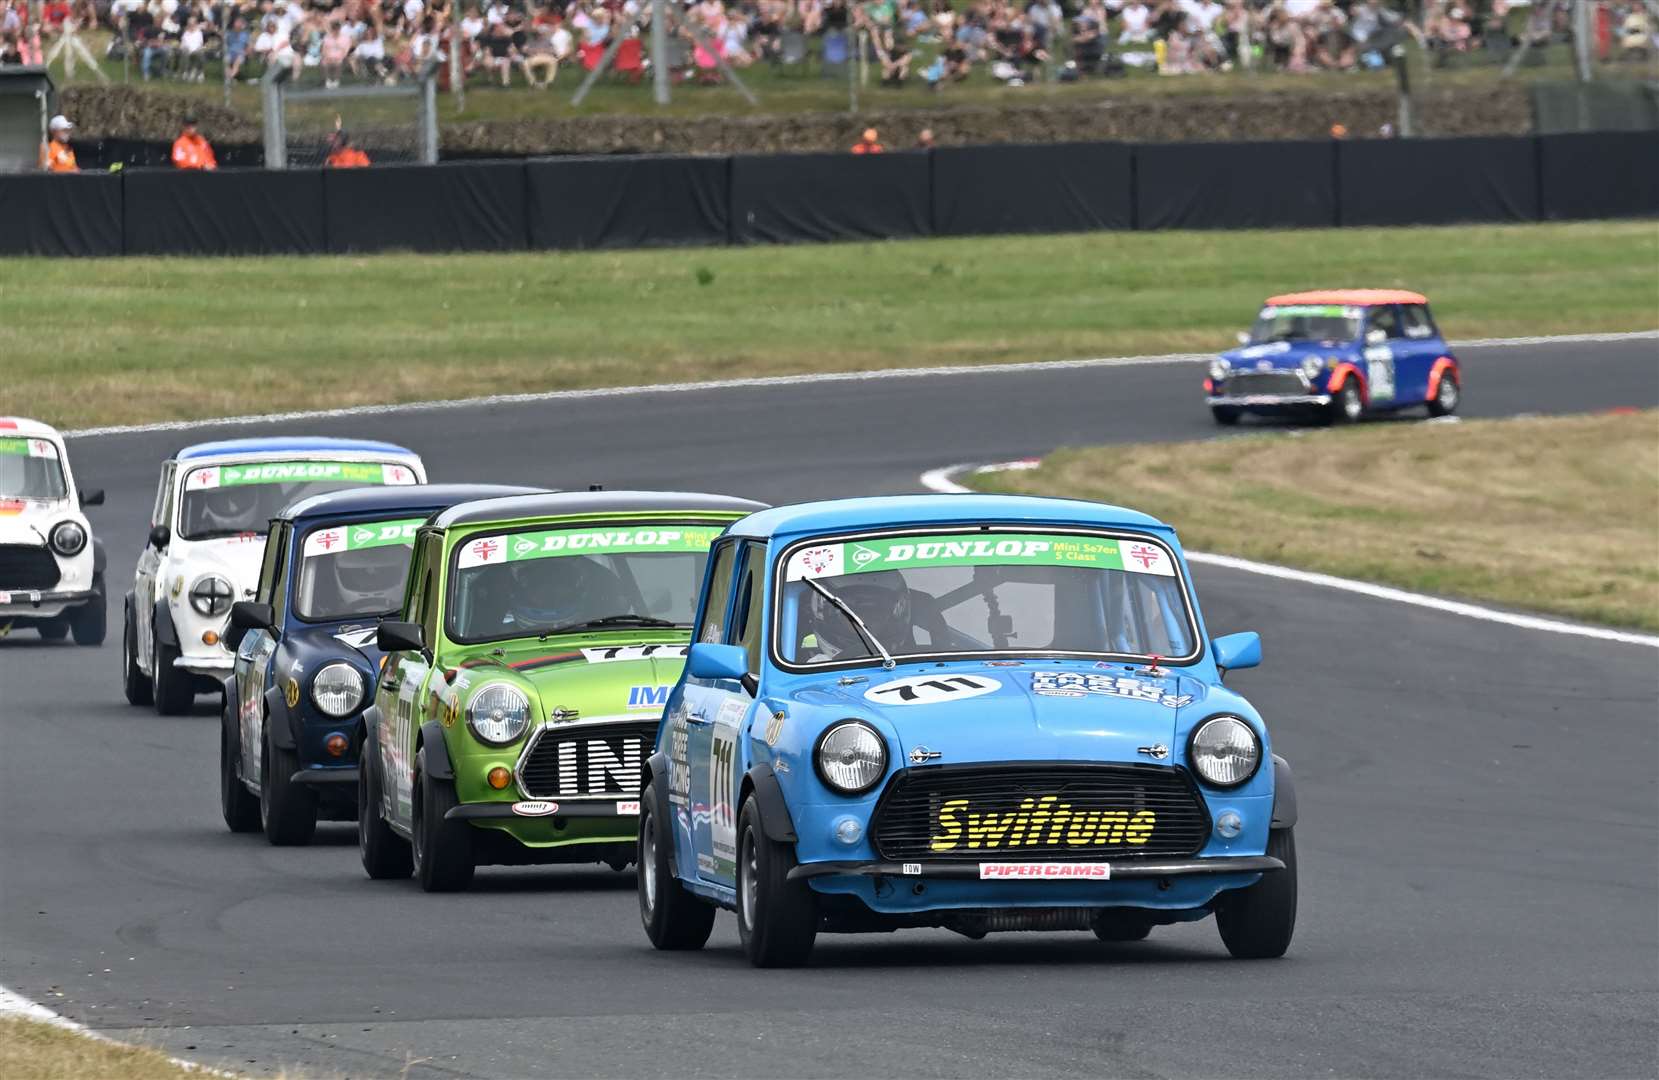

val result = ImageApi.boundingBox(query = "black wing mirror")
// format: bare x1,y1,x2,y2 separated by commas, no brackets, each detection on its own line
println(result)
148,524,170,550
376,620,426,655
79,488,105,507
225,601,274,650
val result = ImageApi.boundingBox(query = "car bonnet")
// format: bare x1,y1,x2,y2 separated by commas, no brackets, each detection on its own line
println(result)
451,637,688,722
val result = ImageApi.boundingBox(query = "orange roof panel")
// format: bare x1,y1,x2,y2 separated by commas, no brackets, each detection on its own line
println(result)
1265,289,1428,307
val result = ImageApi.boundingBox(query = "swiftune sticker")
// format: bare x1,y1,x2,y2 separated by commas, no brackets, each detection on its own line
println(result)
929,795,1156,851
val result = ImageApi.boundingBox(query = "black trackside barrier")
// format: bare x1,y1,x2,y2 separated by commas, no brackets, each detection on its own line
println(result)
526,155,729,250
932,142,1132,236
323,160,528,254
124,168,326,255
1134,140,1337,230
0,172,122,256
1537,131,1659,221
728,150,931,244
1338,135,1539,227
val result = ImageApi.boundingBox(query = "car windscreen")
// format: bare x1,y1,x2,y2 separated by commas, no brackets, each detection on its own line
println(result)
1249,305,1361,345
446,523,724,644
176,460,418,541
0,437,67,500
775,529,1198,668
294,516,423,622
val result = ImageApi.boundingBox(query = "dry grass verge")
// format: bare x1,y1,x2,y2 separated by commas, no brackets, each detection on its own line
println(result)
973,410,1659,632
0,1017,207,1080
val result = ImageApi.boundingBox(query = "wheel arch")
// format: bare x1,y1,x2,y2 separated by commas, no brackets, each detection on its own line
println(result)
743,763,798,843
1270,754,1297,830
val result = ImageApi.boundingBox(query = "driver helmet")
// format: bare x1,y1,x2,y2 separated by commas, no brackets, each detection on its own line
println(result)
806,570,913,658
329,547,406,607
500,556,629,630
196,486,260,531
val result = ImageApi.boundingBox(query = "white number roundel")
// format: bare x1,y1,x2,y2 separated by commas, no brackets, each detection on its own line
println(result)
864,674,1001,706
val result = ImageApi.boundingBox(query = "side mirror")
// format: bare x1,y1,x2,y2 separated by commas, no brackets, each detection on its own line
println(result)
148,524,170,550
229,601,274,632
1213,631,1262,676
79,488,105,507
1235,331,1249,345
1365,328,1387,346
376,620,426,655
687,642,750,685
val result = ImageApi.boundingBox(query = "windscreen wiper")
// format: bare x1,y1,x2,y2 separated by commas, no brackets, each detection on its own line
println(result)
538,614,682,639
805,578,896,670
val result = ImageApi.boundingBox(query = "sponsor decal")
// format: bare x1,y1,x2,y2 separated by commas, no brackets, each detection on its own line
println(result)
709,698,745,876
581,644,689,664
0,437,58,460
512,800,559,816
1260,304,1359,319
787,532,1177,581
979,862,1112,880
1366,346,1396,402
456,526,723,569
930,795,1156,852
185,461,410,489
902,863,922,875
865,674,1000,706
0,591,10,604
304,518,423,558
284,677,300,709
1030,671,1192,709
332,627,379,649
667,711,692,807
763,711,786,746
627,685,671,710
615,800,641,815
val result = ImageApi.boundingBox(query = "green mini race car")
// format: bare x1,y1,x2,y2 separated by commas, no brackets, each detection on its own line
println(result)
357,490,765,892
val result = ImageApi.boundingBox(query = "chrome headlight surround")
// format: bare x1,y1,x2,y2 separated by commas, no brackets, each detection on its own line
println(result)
311,661,366,718
188,573,234,617
814,720,888,796
467,683,531,747
1299,356,1326,380
1188,715,1262,788
1208,358,1231,382
49,520,87,558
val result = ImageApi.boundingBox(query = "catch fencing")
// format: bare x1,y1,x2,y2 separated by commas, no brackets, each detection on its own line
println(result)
2,130,1653,257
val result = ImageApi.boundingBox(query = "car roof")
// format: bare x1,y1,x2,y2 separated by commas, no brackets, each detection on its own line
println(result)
1265,289,1428,307
174,437,419,461
730,494,1170,541
432,491,770,529
0,417,64,441
280,484,550,522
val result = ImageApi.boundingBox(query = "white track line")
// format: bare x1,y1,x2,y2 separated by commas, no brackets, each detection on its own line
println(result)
63,330,1657,440
0,983,236,1076
921,462,1659,650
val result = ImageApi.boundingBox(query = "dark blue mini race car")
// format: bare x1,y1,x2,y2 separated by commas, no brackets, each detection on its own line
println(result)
218,483,542,844
1205,290,1462,425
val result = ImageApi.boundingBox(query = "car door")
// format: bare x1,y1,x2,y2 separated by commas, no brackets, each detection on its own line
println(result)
1395,303,1439,405
236,523,288,787
684,540,742,884
382,533,440,830
134,461,175,669
1362,306,1404,409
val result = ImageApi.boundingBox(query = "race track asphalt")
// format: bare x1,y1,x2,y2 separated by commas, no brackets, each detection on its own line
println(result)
2,337,1656,1078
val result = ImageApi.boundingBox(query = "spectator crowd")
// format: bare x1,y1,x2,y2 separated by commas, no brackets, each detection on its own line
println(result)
1,0,1652,91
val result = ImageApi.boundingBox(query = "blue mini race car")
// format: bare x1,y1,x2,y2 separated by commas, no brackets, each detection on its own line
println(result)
638,494,1297,966
1205,289,1462,425
219,483,541,844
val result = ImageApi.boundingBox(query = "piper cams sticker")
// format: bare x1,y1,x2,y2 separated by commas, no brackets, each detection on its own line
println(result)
0,437,58,460
185,461,416,490
786,533,1176,581
456,526,722,569
865,673,1001,706
979,862,1112,880
304,518,423,557
1031,671,1192,709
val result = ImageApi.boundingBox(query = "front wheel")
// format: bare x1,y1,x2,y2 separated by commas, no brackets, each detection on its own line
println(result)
735,796,818,968
1210,405,1241,427
152,635,194,716
219,707,259,833
36,619,68,641
122,600,153,706
1427,371,1460,417
638,783,716,950
1329,380,1364,425
358,733,412,880
71,580,106,646
260,722,318,846
412,753,474,892
1215,826,1297,959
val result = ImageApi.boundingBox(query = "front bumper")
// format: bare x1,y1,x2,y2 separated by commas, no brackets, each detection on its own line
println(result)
0,587,99,620
1208,394,1332,409
445,799,641,823
173,654,234,677
290,766,359,787
789,854,1283,882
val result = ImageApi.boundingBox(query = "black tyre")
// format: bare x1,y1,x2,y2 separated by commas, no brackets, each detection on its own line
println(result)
638,782,716,951
1426,372,1460,417
122,599,153,706
1210,406,1241,427
1215,826,1297,959
412,751,474,892
70,580,106,646
36,619,68,641
219,707,259,833
1330,380,1364,425
735,796,817,968
151,635,194,716
1091,914,1154,942
260,721,318,846
358,732,412,880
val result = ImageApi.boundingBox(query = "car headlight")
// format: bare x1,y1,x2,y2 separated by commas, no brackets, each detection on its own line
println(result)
49,521,86,558
1188,716,1261,788
468,683,531,746
311,661,366,718
814,720,888,795
188,574,233,617
1300,356,1326,379
1209,358,1230,381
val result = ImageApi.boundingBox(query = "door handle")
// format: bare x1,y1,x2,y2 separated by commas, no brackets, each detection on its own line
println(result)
685,709,711,725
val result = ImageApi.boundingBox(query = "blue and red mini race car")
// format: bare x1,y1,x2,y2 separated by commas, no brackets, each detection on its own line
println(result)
1205,290,1461,426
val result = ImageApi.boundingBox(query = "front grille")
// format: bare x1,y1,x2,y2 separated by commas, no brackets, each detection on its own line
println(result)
517,720,655,800
1224,371,1306,396
0,544,60,590
870,764,1210,861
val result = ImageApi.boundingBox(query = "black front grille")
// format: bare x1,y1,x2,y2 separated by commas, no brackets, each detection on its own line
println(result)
0,545,60,590
870,764,1210,861
1225,371,1306,396
518,721,656,800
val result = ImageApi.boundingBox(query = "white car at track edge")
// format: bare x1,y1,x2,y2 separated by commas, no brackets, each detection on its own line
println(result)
123,436,426,714
0,417,107,645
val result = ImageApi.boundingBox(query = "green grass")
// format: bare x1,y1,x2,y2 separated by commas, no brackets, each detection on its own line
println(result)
2,220,1653,430
972,411,1659,631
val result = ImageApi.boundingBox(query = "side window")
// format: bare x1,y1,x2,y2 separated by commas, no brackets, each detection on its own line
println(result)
1401,304,1434,339
413,535,442,645
151,463,175,527
698,541,740,645
1368,306,1403,339
267,525,291,625
730,541,768,674
254,524,285,605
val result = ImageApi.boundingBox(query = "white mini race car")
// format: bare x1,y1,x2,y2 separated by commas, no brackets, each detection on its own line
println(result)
0,417,107,645
122,437,426,714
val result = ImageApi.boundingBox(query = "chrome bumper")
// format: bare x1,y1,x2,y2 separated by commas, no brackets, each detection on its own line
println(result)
1208,394,1332,408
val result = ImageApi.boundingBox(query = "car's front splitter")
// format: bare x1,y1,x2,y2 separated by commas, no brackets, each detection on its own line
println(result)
444,801,638,853
791,854,1282,882
1207,394,1333,408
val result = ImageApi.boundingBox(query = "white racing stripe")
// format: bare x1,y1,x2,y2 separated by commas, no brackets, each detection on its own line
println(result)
0,983,236,1076
920,462,1659,650
63,330,1657,440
